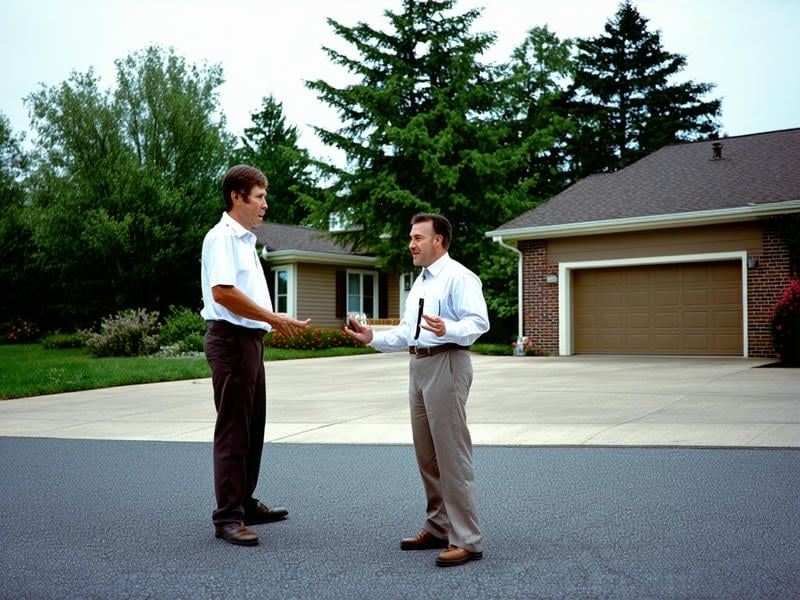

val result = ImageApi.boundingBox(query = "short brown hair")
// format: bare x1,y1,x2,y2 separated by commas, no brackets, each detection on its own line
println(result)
411,212,452,249
222,165,268,212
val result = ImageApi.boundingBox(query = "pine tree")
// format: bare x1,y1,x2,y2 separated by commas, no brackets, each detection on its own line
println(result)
237,95,318,224
305,0,528,276
568,0,721,178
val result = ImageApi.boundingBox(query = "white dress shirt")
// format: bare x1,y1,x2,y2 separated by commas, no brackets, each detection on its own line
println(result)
370,253,489,352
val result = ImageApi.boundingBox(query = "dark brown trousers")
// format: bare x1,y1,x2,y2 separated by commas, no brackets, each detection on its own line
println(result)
204,320,266,525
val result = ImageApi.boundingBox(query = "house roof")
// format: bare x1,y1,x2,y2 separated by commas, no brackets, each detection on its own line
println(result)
488,128,800,240
254,222,377,267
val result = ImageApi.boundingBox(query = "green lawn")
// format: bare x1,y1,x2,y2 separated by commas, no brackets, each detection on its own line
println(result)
0,342,508,400
0,344,375,400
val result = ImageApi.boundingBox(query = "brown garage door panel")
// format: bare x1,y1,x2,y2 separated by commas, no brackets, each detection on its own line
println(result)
573,262,743,355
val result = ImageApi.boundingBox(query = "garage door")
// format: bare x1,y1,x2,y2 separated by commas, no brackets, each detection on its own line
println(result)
573,261,742,355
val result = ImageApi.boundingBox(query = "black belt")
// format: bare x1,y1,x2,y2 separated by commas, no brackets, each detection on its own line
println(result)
206,320,266,341
409,343,470,358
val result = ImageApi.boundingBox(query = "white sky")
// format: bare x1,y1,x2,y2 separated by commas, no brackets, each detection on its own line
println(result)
2,0,799,164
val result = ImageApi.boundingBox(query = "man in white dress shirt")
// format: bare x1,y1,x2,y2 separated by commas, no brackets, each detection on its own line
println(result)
345,212,490,567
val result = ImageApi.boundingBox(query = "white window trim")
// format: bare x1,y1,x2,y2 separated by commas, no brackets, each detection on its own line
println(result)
346,269,379,317
271,265,297,318
557,251,748,357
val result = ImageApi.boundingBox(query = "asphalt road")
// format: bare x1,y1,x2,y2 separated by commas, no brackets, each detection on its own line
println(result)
2,437,798,599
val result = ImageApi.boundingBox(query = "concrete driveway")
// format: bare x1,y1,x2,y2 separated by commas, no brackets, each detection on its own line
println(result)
1,353,797,447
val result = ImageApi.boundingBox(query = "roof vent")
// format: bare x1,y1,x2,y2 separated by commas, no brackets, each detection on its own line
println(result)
711,141,723,160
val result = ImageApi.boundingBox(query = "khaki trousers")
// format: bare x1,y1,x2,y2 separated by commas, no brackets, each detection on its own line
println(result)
408,348,483,552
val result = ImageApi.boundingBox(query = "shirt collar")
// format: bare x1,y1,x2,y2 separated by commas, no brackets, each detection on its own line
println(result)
221,211,256,242
424,253,450,278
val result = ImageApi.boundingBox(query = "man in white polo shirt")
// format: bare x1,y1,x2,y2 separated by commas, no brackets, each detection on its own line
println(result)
201,164,310,546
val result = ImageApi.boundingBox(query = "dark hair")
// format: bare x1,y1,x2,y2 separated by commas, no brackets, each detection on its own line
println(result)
411,212,452,249
222,165,268,212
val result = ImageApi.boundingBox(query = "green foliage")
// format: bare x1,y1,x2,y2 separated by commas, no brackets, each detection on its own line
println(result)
41,333,84,350
78,308,161,357
498,25,577,200
265,327,363,351
567,0,720,177
235,95,319,224
771,279,800,365
159,305,205,348
0,113,40,328
305,0,525,276
22,46,232,330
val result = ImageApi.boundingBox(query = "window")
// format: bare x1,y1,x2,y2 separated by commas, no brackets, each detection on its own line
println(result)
274,269,288,313
271,266,295,315
347,271,377,318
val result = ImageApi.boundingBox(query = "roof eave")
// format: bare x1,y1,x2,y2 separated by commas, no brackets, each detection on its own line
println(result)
486,200,800,241
264,249,377,267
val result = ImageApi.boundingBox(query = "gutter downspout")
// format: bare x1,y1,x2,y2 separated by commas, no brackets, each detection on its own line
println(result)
492,235,523,346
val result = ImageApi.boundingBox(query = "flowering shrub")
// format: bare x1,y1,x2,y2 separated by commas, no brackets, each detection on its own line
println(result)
78,308,161,357
511,336,547,357
771,279,800,365
266,327,363,351
4,319,41,344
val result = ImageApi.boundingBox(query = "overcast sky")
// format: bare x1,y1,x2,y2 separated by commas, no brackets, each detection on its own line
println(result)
2,0,799,163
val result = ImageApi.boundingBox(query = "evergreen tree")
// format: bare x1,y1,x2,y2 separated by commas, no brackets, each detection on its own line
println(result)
236,95,318,224
499,25,576,202
305,0,530,279
567,0,721,178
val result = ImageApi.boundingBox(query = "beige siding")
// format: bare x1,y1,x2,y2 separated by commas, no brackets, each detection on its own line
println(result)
547,223,762,265
296,264,341,329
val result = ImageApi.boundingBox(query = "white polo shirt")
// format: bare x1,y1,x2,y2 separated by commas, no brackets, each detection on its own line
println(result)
200,212,273,330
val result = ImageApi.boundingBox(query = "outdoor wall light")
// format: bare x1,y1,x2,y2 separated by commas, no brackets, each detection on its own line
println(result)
747,256,759,269
546,274,558,283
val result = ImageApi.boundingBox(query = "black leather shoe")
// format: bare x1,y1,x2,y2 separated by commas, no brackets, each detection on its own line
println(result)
244,499,288,525
400,530,449,550
214,523,259,546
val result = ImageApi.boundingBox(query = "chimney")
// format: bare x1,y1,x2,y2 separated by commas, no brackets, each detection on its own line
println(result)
711,142,723,160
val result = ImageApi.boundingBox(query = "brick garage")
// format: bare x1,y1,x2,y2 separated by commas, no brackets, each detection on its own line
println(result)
489,129,800,358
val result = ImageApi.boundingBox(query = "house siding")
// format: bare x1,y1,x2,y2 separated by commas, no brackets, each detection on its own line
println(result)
520,220,791,358
296,264,341,329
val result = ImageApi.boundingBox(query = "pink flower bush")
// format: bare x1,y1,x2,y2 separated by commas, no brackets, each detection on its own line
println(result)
771,279,800,365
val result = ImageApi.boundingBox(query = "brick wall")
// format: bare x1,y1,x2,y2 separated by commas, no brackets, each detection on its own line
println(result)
748,222,792,358
519,239,559,354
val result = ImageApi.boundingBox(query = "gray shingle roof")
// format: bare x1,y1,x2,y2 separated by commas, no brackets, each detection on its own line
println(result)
497,128,800,231
254,222,362,256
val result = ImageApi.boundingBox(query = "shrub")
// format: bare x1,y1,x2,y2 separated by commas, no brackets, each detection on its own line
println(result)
159,305,205,353
266,327,363,351
3,319,41,344
41,332,84,349
771,279,800,365
78,308,161,357
511,336,550,357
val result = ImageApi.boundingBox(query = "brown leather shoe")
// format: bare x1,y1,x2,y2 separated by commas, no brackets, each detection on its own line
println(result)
435,545,483,567
244,499,288,525
400,529,449,551
214,523,259,546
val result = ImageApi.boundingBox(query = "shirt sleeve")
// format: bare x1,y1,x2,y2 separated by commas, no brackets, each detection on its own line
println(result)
437,269,490,346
